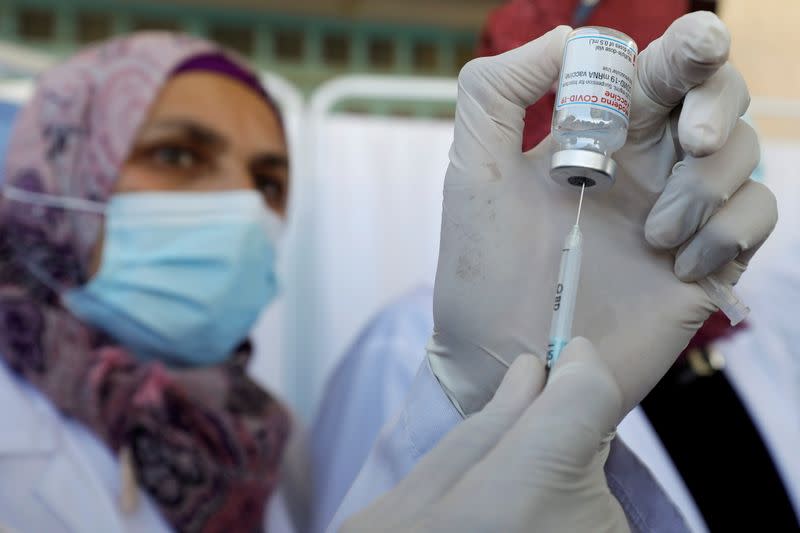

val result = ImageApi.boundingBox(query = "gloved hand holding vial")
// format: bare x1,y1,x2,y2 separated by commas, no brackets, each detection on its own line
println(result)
428,12,776,417
546,25,750,368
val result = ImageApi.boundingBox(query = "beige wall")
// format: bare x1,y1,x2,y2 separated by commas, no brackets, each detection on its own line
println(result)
720,0,800,138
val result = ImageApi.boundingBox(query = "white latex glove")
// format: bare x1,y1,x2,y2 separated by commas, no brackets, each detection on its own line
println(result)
342,338,629,533
428,12,777,415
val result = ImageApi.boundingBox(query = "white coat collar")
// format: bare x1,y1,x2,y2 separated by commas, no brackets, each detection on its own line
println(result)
0,361,125,532
35,447,126,533
0,361,57,455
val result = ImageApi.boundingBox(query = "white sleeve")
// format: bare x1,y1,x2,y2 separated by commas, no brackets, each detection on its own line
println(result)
325,359,462,533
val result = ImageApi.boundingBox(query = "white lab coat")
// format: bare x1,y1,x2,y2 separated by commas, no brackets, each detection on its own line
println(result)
325,352,798,533
325,356,698,533
0,360,295,533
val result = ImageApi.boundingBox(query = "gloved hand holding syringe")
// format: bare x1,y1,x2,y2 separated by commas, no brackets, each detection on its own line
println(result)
545,25,750,368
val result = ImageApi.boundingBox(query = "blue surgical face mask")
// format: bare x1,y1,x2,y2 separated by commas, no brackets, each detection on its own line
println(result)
57,190,282,366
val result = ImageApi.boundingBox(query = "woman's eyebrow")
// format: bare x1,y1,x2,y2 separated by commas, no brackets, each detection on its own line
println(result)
144,119,229,149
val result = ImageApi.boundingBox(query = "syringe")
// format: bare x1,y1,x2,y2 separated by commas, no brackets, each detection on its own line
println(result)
546,184,586,369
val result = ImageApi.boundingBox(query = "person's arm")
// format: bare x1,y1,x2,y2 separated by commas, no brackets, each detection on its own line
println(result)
342,339,631,532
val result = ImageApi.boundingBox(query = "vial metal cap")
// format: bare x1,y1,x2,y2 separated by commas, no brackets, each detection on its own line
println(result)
550,149,616,192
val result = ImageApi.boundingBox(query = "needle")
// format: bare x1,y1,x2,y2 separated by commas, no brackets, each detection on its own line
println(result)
575,182,586,225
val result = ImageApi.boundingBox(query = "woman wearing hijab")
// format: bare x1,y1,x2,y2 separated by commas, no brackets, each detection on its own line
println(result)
0,34,293,532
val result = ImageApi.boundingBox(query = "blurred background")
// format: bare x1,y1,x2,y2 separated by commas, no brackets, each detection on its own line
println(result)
0,0,798,420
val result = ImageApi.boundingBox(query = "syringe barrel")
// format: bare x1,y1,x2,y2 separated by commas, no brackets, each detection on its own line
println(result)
547,225,583,368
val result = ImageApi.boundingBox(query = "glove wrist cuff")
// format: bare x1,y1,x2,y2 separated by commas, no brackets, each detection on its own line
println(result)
426,331,510,416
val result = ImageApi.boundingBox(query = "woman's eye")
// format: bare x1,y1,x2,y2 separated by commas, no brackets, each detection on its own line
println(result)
151,146,200,169
255,175,286,206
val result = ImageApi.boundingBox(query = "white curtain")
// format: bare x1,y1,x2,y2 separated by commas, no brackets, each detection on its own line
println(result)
277,114,454,417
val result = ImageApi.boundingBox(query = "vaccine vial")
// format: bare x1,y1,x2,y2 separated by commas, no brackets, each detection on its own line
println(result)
551,27,638,191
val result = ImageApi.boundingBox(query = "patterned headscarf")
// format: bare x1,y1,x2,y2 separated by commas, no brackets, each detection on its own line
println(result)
0,33,290,532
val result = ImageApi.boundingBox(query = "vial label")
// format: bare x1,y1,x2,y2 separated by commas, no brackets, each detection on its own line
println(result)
556,34,636,124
